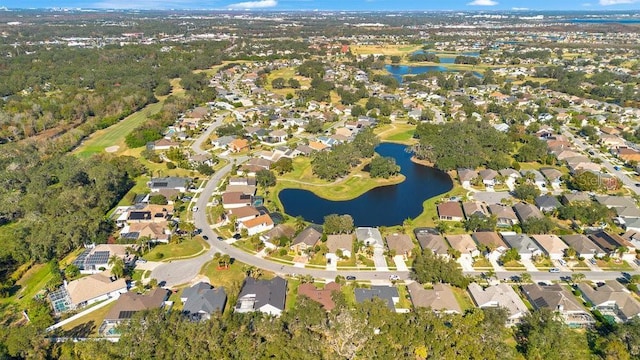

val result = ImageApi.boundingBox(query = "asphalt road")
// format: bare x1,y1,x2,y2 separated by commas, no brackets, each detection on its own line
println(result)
150,93,640,288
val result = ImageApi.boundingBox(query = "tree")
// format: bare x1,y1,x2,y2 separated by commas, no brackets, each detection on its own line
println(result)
390,55,401,64
108,255,125,279
271,77,286,89
571,272,586,284
197,163,214,176
368,156,400,178
519,272,532,284
256,169,277,189
464,214,497,232
271,157,293,175
513,183,541,202
64,264,80,280
323,214,353,234
521,217,555,234
305,118,323,134
515,309,590,360
179,221,196,241
288,78,300,89
570,171,601,191
411,249,470,288
500,248,521,264
149,194,168,205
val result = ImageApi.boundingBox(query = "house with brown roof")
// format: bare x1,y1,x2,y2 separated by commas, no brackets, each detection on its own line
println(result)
561,234,605,259
222,191,253,209
227,206,260,223
457,168,478,188
326,234,354,258
240,214,274,236
488,204,519,227
522,283,594,328
290,227,323,254
462,201,489,219
513,202,544,223
531,234,569,260
298,282,341,311
261,224,296,248
472,231,509,259
437,202,464,221
468,283,528,326
407,282,461,314
588,231,636,261
229,138,250,153
446,234,480,258
126,222,171,244
152,138,181,151
414,229,450,258
100,288,170,336
385,233,414,258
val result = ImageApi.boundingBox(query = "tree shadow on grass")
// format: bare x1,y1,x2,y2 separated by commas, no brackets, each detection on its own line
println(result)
61,320,96,338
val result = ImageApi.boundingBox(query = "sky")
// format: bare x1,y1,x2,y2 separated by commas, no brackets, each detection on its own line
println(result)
2,0,640,11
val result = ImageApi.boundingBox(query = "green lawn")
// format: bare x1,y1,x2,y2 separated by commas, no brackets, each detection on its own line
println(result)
596,259,634,271
413,179,466,228
74,101,164,158
385,130,416,143
451,287,474,311
473,257,492,269
60,301,116,337
286,279,300,311
340,283,357,306
200,260,248,290
143,237,209,261
396,285,412,309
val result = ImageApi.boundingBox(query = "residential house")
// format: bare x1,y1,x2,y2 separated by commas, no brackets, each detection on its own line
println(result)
212,135,236,149
384,233,414,259
225,184,257,196
414,229,450,258
49,272,127,314
126,222,171,244
152,138,181,151
298,282,341,311
521,283,594,327
561,192,591,205
578,281,640,322
149,177,190,193
407,282,462,314
222,192,253,209
355,286,400,311
588,231,636,261
100,288,170,336
535,195,562,213
266,129,287,144
520,169,546,188
595,195,640,218
356,227,384,249
499,168,521,183
437,202,464,221
513,203,544,223
241,158,272,175
531,234,569,260
261,224,296,248
622,230,640,249
290,227,323,254
229,177,257,186
488,204,519,227
472,232,509,259
227,206,260,223
181,282,227,321
561,234,606,259
501,234,543,260
540,168,563,188
615,147,640,163
462,201,489,219
478,169,499,187
446,234,480,258
72,244,130,275
235,277,287,317
565,156,601,174
457,168,478,188
229,138,250,153
326,234,354,259
240,214,274,236
468,283,528,326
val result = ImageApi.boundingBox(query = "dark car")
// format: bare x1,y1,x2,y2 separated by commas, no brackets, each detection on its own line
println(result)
635,183,640,187
345,275,356,281
217,236,224,241
202,235,209,240
233,233,242,240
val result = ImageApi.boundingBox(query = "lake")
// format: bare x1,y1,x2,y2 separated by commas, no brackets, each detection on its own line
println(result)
278,143,453,227
385,64,483,83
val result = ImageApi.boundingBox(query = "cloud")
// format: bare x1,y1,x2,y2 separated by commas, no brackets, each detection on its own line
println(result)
599,0,639,4
227,0,278,9
467,0,498,5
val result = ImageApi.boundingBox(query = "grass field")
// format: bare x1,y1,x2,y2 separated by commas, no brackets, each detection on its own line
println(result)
60,301,115,337
74,101,164,158
351,44,423,57
376,123,417,144
285,279,300,310
143,237,209,261
413,179,467,228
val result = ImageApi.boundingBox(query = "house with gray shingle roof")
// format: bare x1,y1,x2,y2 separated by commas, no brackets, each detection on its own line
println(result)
561,234,605,259
356,227,384,249
235,277,287,317
355,286,399,311
513,203,544,223
522,283,594,328
578,281,640,322
501,233,543,259
181,282,227,321
468,283,528,326
408,282,461,314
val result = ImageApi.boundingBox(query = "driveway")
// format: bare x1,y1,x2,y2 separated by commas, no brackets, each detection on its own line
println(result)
457,255,475,272
373,248,388,271
520,258,539,272
393,255,409,271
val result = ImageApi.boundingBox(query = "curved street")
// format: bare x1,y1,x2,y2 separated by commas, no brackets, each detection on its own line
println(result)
151,104,640,288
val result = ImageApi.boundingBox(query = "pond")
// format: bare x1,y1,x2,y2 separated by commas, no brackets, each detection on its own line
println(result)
278,143,453,227
385,64,482,83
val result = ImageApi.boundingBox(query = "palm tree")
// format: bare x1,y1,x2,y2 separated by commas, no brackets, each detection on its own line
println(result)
221,254,231,269
213,252,222,267
519,272,532,285
571,272,586,284
108,255,125,279
485,269,496,282
180,221,196,241
294,216,306,232
616,246,628,259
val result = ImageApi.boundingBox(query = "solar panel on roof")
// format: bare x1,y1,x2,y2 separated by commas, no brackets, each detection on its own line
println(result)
119,310,137,319
153,182,168,187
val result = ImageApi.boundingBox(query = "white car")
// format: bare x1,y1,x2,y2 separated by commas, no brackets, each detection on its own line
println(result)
389,275,400,281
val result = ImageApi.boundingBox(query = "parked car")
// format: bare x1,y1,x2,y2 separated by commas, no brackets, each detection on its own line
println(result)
549,268,560,273
217,236,224,241
345,275,356,281
614,166,621,171
202,235,209,240
589,258,597,265
389,275,400,281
